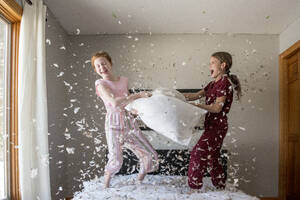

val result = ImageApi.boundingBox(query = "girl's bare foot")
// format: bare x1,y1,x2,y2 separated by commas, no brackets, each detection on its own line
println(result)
103,172,111,188
137,172,146,183
187,188,199,195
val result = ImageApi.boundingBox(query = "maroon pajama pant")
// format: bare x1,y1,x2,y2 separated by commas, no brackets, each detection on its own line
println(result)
188,126,227,189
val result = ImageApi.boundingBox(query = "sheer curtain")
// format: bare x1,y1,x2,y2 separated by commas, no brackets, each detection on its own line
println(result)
18,0,51,199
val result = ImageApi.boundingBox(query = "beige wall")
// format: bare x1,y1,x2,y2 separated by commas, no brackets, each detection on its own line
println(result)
46,13,280,198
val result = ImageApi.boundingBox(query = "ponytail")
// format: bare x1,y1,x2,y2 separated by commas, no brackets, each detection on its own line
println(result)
228,74,242,100
212,51,242,100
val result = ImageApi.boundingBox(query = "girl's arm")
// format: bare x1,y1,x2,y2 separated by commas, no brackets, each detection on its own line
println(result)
96,84,150,107
183,89,205,101
191,96,226,113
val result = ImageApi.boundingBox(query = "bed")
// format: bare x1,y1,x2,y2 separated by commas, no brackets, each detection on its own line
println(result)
73,89,258,199
73,149,259,200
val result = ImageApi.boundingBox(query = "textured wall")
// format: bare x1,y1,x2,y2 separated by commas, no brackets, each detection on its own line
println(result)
45,10,70,199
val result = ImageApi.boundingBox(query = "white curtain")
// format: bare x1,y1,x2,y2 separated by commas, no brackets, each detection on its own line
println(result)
18,0,51,199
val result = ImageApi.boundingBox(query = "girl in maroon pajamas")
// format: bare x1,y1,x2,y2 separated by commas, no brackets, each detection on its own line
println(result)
184,52,242,189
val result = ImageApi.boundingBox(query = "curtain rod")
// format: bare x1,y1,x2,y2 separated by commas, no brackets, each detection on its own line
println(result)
25,0,33,5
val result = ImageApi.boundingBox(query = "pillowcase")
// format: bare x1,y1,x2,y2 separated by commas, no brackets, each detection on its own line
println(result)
125,90,206,146
152,87,186,102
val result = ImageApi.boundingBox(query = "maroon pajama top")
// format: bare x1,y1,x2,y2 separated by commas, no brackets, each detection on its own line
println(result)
188,75,233,189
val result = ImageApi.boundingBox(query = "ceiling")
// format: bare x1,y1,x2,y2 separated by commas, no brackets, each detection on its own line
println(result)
43,0,300,35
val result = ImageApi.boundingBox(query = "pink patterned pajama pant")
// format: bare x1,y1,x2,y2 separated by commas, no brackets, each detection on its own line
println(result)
104,110,158,176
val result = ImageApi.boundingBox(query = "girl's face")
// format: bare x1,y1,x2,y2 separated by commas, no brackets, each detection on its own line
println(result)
94,57,112,78
209,56,226,79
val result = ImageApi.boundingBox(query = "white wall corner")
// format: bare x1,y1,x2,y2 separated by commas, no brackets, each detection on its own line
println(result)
279,16,300,53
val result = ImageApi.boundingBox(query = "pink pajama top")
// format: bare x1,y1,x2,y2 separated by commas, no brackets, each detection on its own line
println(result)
95,76,132,130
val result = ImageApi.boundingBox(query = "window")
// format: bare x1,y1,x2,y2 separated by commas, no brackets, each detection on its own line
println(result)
0,0,22,199
0,16,10,200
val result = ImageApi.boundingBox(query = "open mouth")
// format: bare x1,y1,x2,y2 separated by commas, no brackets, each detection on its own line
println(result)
100,69,108,74
210,70,214,75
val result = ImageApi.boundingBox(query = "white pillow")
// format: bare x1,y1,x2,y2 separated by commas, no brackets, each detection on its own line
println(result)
125,92,206,146
152,87,186,102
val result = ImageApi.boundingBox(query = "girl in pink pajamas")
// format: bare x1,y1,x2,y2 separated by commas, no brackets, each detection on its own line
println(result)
91,51,158,188
184,52,242,190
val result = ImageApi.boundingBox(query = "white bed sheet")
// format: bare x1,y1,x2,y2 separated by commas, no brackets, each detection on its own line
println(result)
73,174,259,200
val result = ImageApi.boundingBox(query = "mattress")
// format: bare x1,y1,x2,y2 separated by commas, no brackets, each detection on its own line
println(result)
73,174,258,200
